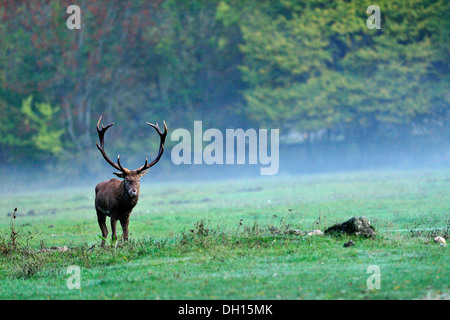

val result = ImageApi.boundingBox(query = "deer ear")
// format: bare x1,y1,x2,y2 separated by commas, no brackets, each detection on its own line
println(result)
113,172,126,178
139,169,149,177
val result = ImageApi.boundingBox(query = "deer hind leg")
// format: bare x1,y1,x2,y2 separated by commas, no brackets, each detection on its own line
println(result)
96,209,108,247
120,217,130,241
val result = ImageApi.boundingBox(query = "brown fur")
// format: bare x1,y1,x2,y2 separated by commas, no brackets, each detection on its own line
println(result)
94,116,167,246
95,171,147,246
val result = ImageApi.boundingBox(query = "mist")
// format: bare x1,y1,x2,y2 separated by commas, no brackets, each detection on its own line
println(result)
1,129,448,196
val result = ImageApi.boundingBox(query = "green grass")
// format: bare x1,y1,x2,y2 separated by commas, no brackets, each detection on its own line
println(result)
0,169,449,299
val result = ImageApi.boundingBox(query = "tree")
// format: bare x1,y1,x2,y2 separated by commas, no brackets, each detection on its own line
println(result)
237,0,449,146
0,0,162,153
21,96,64,156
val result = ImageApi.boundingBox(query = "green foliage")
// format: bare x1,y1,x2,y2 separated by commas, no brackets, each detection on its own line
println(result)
0,0,448,166
238,0,449,134
20,96,64,156
0,98,23,147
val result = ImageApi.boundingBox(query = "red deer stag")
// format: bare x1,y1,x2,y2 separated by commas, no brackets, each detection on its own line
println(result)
95,116,167,246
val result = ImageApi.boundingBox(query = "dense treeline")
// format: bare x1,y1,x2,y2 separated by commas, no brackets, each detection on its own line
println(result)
0,0,448,174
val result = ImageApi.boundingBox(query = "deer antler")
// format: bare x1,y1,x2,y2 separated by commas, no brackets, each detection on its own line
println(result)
96,116,129,174
135,121,168,174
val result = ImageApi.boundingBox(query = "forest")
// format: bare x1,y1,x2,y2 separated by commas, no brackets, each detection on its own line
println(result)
0,0,448,181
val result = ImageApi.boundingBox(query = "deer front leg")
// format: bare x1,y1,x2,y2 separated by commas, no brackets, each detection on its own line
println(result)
111,218,118,243
120,217,130,241
97,209,108,247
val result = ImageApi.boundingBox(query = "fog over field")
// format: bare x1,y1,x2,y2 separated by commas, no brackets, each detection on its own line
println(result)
1,135,448,195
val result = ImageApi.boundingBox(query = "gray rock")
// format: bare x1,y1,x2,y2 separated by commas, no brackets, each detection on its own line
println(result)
325,216,376,238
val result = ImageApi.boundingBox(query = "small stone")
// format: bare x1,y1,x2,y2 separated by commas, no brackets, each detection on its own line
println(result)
268,226,281,234
343,240,355,247
434,236,447,246
307,230,323,236
286,229,304,235
58,246,69,252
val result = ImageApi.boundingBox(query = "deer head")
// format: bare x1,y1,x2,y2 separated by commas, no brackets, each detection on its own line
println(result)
96,116,167,198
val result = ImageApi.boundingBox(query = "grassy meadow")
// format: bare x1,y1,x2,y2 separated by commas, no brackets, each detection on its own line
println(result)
0,169,448,299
